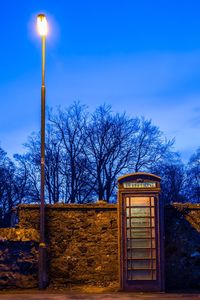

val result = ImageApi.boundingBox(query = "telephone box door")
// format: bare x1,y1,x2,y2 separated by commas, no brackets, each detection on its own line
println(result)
118,173,164,291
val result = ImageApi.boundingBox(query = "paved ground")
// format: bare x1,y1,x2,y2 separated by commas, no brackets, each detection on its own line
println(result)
0,292,200,300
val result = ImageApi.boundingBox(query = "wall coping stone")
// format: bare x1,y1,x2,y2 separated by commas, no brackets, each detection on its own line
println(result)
170,203,200,210
17,202,117,211
18,202,200,211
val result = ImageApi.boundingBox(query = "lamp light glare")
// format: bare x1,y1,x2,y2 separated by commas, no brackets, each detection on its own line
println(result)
37,14,48,36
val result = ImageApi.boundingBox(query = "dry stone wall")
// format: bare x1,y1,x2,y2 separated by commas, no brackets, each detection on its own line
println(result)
1,202,200,290
18,202,118,287
0,228,39,289
165,203,200,290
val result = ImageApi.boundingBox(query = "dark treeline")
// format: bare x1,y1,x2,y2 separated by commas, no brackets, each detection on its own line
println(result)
0,102,200,226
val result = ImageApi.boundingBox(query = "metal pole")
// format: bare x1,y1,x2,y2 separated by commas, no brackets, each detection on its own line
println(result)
39,34,47,289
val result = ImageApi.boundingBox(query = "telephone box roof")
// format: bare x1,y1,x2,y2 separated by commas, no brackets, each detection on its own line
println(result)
118,172,161,183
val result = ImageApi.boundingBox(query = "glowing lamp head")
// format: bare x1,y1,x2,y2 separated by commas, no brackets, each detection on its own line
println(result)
37,14,48,36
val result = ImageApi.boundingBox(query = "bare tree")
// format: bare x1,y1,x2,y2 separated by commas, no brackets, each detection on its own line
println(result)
130,118,174,172
0,147,22,226
49,102,93,203
85,105,138,202
0,102,179,220
185,148,200,203
151,152,186,204
22,127,64,204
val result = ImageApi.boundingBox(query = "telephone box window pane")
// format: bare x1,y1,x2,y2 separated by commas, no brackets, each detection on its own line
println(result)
127,249,132,259
128,239,155,248
151,229,155,238
131,270,152,280
127,228,152,238
126,208,130,217
151,197,155,206
131,218,150,227
126,197,129,207
153,271,157,280
127,219,130,228
128,270,132,280
127,239,131,247
131,207,150,217
130,259,156,270
131,218,154,227
128,248,156,259
151,207,155,217
130,197,150,206
128,260,132,269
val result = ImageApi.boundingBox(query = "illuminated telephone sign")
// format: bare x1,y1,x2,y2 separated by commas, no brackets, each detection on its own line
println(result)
118,172,164,292
123,182,157,188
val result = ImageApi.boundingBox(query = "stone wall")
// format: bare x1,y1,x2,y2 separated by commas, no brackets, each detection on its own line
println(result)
1,202,200,290
17,202,118,287
0,228,39,289
165,203,200,290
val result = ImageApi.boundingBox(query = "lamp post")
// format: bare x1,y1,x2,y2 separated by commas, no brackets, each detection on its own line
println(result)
37,13,48,289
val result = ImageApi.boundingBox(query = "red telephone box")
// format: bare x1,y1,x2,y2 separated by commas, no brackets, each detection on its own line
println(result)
118,172,164,291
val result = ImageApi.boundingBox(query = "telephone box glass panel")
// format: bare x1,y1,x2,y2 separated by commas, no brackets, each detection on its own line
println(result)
125,196,157,281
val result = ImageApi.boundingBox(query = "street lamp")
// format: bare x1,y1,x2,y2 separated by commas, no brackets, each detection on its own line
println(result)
37,13,48,289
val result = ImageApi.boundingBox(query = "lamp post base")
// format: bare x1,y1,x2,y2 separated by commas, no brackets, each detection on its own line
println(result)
39,243,48,289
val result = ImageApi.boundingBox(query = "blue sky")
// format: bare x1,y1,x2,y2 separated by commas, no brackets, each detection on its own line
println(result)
0,0,200,161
